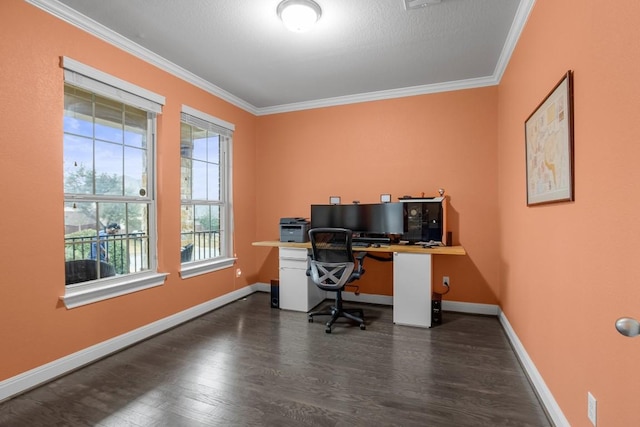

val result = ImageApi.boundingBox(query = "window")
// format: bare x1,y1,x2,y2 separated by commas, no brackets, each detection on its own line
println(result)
61,57,167,308
180,106,235,278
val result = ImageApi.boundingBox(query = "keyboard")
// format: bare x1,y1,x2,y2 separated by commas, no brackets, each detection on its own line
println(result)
352,242,370,248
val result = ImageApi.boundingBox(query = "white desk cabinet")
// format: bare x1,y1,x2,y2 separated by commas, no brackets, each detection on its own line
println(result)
254,241,465,325
393,252,432,328
278,247,326,312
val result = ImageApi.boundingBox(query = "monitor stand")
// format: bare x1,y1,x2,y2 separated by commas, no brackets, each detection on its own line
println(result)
352,235,391,245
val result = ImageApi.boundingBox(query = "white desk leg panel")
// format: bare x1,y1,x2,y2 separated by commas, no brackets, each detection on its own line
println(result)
393,252,432,328
278,247,326,312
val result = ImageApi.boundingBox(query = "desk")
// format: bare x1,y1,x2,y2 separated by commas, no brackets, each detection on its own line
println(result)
253,240,466,327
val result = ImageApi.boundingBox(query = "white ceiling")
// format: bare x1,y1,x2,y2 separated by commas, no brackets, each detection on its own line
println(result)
31,0,534,115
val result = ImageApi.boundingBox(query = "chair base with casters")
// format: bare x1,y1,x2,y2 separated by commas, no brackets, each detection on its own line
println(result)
308,291,365,333
307,228,367,334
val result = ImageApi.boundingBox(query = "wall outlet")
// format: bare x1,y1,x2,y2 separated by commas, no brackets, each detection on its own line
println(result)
587,391,597,426
443,276,449,286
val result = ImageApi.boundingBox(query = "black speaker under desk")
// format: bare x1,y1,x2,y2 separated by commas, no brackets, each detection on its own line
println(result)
270,279,279,308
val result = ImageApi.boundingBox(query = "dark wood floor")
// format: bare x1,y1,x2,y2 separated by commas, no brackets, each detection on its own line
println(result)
0,292,551,427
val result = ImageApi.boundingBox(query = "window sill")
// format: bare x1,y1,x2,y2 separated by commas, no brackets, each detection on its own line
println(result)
61,271,168,309
180,257,236,279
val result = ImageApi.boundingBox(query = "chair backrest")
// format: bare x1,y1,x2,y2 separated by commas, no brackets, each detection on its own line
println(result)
309,228,355,264
308,228,355,291
65,259,116,285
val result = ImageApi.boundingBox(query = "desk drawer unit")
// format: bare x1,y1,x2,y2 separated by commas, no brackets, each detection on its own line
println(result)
278,247,325,312
393,252,432,328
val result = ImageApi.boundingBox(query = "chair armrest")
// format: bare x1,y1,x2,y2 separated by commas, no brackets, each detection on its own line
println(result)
354,251,367,274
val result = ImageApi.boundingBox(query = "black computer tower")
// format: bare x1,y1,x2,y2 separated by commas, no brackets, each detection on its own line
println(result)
402,200,443,243
432,292,442,325
270,279,279,308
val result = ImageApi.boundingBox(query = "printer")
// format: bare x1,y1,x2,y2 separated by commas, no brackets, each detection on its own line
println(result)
279,217,310,243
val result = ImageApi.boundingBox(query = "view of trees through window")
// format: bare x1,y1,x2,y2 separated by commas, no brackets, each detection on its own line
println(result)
63,84,152,282
180,118,225,263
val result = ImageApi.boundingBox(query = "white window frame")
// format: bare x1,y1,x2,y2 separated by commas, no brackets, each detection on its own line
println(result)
180,105,235,279
61,57,167,309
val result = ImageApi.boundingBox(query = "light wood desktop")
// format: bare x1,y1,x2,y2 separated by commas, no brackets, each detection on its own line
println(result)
252,240,466,328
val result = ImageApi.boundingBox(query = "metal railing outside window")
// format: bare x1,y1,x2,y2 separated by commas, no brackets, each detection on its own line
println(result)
180,231,221,263
65,232,147,275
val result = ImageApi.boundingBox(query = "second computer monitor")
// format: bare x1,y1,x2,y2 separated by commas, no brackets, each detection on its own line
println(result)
310,203,403,236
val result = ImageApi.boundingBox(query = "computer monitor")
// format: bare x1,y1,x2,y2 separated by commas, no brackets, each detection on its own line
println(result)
310,203,403,236
365,203,404,235
310,204,365,231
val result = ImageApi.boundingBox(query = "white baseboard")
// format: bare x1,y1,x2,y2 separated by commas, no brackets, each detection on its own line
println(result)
253,282,270,292
0,284,261,403
499,309,569,427
344,292,500,316
257,281,500,316
442,300,499,316
342,291,393,306
1,282,568,427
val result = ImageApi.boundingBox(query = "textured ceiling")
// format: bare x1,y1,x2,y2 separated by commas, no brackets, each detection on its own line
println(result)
33,0,533,114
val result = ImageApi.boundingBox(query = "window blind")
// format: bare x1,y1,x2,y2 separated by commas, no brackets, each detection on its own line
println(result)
62,56,165,114
181,105,234,137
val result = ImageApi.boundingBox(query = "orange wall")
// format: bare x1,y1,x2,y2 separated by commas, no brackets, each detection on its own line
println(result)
8,1,638,425
498,0,640,425
255,93,500,302
0,1,257,380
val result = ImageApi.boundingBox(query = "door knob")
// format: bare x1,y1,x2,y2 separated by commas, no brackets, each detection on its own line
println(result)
615,317,640,337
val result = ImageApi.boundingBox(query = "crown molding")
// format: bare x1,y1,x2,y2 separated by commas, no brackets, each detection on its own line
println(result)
254,75,499,115
493,0,536,81
26,0,535,117
25,0,259,115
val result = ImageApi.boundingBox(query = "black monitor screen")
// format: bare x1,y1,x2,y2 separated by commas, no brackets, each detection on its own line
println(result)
310,204,365,231
340,205,364,231
310,205,335,229
366,203,404,234
310,203,403,235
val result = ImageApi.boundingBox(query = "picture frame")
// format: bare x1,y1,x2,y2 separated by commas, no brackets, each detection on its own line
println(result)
525,70,574,206
329,196,341,205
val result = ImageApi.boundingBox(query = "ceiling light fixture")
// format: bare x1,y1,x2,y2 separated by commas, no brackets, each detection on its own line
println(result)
277,0,322,33
404,0,442,10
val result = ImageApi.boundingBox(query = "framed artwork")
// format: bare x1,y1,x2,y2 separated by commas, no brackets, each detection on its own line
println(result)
525,70,574,206
329,196,341,205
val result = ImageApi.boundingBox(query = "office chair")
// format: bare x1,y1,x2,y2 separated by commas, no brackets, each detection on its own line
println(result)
307,228,366,333
65,259,116,285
